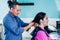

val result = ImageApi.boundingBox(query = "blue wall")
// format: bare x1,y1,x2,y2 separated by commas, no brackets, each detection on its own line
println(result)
18,0,59,18
58,11,60,18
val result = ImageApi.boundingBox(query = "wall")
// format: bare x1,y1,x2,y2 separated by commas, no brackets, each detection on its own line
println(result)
18,0,60,18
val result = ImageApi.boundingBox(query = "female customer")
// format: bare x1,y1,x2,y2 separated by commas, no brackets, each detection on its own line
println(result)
31,12,51,40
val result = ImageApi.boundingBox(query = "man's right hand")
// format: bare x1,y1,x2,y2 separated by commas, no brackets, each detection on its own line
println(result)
24,22,35,31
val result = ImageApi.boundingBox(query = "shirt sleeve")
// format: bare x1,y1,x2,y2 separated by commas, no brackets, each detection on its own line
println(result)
18,18,29,27
3,17,24,36
35,31,48,40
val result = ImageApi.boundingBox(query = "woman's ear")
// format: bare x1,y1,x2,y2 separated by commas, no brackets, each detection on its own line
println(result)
40,19,43,23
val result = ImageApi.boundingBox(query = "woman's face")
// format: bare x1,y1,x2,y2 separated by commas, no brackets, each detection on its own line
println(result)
41,15,48,26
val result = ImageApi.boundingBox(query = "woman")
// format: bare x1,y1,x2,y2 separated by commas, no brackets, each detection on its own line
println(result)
31,12,51,40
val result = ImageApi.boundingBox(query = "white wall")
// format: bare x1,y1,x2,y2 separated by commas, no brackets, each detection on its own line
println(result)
0,0,9,24
21,18,60,27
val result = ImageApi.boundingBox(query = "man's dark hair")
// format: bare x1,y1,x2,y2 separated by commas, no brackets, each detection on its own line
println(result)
8,1,20,9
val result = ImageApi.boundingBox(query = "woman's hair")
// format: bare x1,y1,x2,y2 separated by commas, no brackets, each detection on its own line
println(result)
7,0,20,9
32,12,46,24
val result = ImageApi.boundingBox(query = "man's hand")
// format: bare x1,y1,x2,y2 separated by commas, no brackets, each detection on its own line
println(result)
24,22,35,31
29,22,35,27
33,23,38,27
24,22,38,31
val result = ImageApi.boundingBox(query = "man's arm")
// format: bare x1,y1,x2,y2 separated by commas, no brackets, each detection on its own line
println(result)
18,17,29,27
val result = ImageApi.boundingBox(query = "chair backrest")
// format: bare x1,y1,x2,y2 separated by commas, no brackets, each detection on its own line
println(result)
0,24,3,40
0,24,5,40
0,32,2,40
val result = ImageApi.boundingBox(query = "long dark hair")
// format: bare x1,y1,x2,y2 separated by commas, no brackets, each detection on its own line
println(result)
32,12,46,24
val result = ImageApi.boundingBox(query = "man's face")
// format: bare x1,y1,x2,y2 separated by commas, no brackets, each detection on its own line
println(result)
12,5,20,16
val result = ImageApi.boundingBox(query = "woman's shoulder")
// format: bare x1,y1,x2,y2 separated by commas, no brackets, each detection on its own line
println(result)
37,30,46,35
37,30,46,36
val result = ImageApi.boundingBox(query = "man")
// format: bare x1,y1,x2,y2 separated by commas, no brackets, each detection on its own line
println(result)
3,1,35,40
